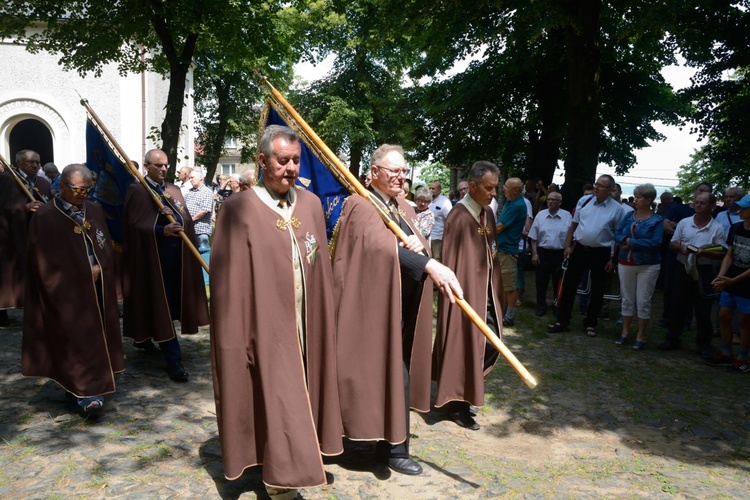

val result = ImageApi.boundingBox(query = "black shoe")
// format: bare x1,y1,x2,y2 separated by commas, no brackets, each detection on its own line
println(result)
81,399,104,416
450,411,480,430
547,322,570,333
134,340,160,353
658,340,681,351
387,457,423,475
535,307,547,317
468,405,479,416
502,315,514,327
166,361,189,382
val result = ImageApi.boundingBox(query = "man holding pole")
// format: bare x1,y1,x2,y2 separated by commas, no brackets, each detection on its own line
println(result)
0,149,51,326
122,149,209,382
433,160,503,431
332,143,463,476
210,125,343,498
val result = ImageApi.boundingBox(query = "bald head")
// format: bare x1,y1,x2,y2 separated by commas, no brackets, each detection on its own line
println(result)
503,177,523,200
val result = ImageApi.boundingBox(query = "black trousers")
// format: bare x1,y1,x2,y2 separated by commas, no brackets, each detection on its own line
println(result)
666,262,713,351
535,247,565,309
557,243,611,328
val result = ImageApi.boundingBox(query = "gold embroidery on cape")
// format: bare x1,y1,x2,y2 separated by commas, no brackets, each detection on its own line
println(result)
478,226,491,236
277,216,301,230
73,220,92,234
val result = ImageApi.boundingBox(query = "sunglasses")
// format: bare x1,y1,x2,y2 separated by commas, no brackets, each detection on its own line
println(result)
65,183,94,195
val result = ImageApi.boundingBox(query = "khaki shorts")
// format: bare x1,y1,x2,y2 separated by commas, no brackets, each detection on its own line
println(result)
431,239,443,261
497,253,517,292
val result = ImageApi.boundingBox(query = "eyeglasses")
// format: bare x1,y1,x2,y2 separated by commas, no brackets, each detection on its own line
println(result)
594,183,612,189
547,198,562,202
65,183,94,195
374,164,410,177
148,163,169,169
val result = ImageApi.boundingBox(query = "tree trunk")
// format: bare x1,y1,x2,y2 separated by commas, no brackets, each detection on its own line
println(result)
349,143,363,177
160,62,190,181
530,28,567,186
203,79,231,185
561,0,602,211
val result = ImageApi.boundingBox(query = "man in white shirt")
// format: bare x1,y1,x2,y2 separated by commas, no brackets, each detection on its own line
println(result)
659,192,727,358
177,166,193,197
529,191,572,317
429,181,452,261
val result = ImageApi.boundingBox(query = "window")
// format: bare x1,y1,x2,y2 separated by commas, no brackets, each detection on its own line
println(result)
224,138,238,149
221,163,236,175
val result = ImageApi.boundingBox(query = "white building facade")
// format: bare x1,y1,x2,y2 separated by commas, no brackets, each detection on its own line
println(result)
0,32,194,169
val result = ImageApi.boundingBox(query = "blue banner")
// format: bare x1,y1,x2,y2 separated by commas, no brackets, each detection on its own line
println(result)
85,119,136,248
264,104,350,240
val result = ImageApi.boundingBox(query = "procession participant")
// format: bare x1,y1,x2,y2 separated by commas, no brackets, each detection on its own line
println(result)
0,149,51,326
122,149,209,382
22,164,124,415
433,161,503,431
333,143,463,476
210,125,342,498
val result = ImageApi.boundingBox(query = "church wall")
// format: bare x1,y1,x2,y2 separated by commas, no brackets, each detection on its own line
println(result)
0,36,194,170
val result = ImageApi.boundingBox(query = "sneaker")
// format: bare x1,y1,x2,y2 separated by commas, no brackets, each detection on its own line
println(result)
702,353,734,366
727,360,750,374
502,316,514,327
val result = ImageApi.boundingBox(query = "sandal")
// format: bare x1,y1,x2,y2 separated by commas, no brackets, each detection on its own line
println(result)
632,340,646,351
615,336,628,345
585,326,597,337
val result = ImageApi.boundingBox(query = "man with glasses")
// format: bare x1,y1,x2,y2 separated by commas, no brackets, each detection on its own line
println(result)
457,180,470,199
333,143,463,476
0,149,51,327
22,164,124,415
122,149,209,382
548,174,627,337
529,191,571,317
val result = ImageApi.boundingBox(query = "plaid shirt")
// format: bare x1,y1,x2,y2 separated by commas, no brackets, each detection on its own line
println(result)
184,184,214,235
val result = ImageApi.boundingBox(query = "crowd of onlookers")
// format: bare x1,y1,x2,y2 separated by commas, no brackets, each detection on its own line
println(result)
393,175,750,375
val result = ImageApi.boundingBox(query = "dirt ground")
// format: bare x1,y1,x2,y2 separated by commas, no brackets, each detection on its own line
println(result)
1,275,750,498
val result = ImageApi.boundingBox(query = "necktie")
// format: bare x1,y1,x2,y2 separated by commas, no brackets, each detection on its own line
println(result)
389,199,401,223
70,208,84,226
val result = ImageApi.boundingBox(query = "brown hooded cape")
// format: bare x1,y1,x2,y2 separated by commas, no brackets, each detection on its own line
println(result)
332,194,434,445
210,188,343,486
122,182,209,342
22,199,125,396
0,171,51,309
433,202,503,408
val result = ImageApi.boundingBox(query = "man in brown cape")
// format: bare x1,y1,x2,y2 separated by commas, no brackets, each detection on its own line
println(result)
332,144,463,476
210,125,343,499
433,161,503,431
0,149,51,327
22,164,124,415
122,149,209,382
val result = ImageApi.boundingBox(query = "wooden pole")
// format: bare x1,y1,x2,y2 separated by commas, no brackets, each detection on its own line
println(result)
258,76,537,389
0,152,36,202
80,99,209,274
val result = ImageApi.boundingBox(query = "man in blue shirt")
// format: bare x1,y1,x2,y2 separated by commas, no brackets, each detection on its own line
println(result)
496,177,527,326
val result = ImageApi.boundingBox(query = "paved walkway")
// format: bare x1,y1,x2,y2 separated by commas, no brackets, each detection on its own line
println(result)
1,301,749,498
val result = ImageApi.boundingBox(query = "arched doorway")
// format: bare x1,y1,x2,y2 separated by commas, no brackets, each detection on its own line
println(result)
9,119,54,166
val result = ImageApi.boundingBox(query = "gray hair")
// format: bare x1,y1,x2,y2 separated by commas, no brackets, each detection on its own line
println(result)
467,161,499,184
727,186,746,198
61,164,93,183
414,186,431,202
190,169,205,181
633,183,657,202
259,125,299,159
370,144,404,167
42,162,59,176
15,149,39,164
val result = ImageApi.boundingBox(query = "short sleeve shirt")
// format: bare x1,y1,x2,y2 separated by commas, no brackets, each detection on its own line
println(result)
726,222,750,297
496,195,528,254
